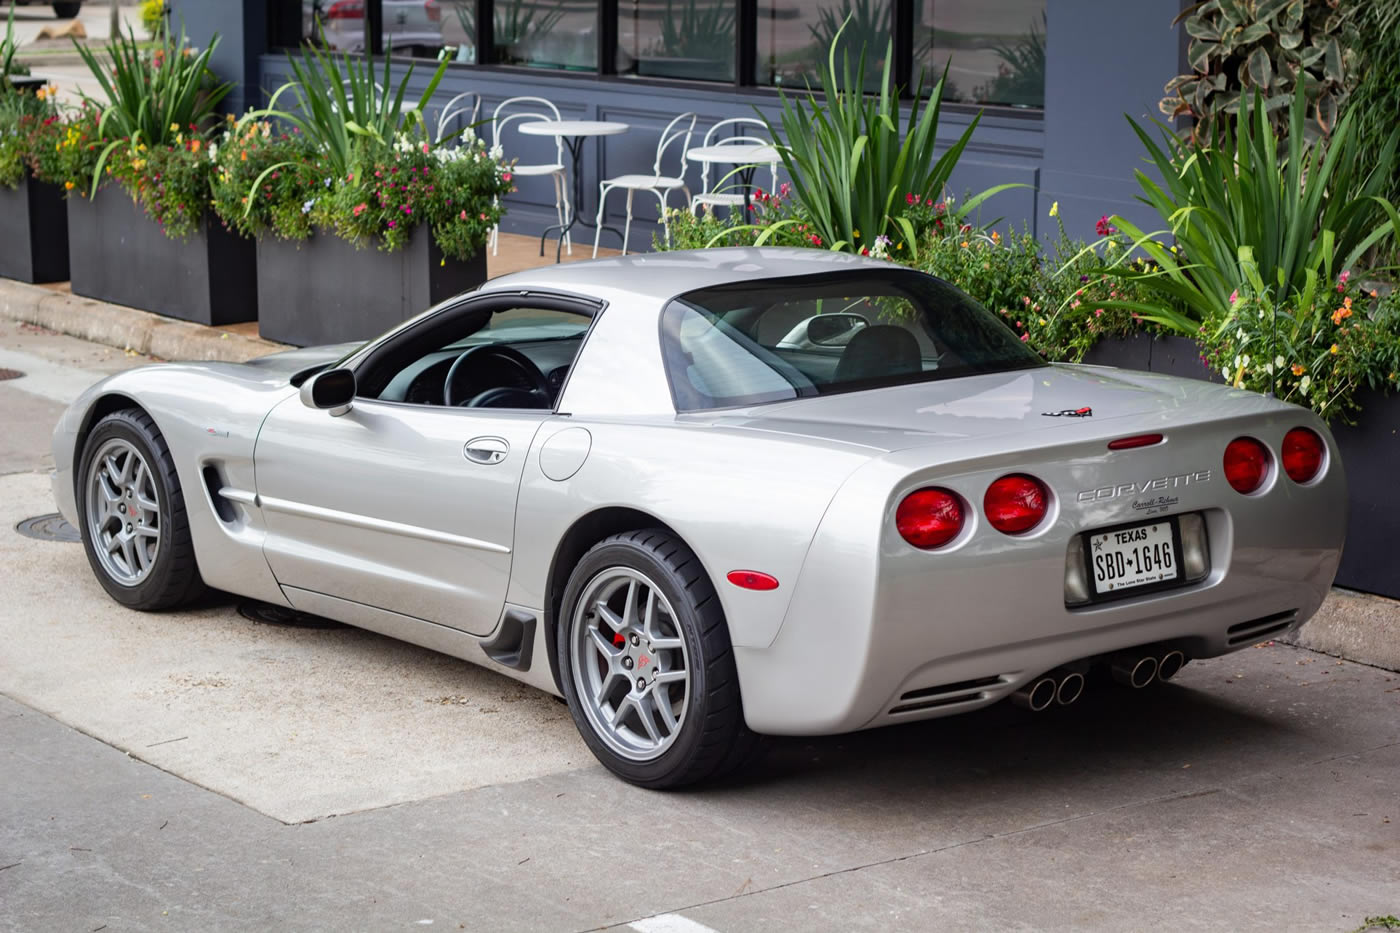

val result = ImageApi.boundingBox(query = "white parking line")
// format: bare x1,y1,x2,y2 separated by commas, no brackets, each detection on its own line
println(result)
0,348,107,406
629,914,722,933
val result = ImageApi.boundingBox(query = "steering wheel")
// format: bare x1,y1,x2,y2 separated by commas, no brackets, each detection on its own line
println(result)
443,344,551,408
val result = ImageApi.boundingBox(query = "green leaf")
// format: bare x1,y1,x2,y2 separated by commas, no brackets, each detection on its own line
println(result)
1247,46,1274,88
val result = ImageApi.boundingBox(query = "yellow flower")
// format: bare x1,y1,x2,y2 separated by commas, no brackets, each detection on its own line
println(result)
852,229,860,238
1048,201,1059,218
170,122,179,133
1330,344,1340,355
1038,317,1047,325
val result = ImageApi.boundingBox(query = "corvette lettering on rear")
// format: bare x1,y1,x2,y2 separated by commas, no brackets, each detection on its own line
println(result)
1077,470,1212,503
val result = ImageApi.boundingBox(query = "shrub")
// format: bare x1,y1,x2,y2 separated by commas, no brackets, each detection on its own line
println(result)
209,121,322,242
74,25,232,197
1107,85,1400,334
1204,267,1400,421
105,130,217,239
0,85,56,188
761,23,1017,256
1161,0,1360,142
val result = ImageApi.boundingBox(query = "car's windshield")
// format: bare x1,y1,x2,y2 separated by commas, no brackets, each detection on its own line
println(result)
660,270,1045,412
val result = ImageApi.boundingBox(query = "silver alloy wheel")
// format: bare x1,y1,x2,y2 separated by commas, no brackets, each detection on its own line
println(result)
85,438,161,586
569,567,691,762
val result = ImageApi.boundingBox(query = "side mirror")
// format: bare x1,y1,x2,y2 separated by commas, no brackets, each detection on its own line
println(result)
299,368,356,416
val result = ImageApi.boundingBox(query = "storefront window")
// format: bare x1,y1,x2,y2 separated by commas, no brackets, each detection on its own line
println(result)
916,0,1045,108
616,0,734,82
757,0,892,92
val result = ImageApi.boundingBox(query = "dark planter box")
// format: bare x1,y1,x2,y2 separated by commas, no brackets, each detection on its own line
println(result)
0,173,69,283
1081,333,1222,383
255,229,487,347
1086,333,1397,598
68,189,257,326
1331,390,1400,599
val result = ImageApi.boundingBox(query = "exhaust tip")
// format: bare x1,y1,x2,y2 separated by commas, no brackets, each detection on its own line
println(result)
1111,654,1158,689
1055,671,1085,706
1012,676,1058,712
1157,650,1186,682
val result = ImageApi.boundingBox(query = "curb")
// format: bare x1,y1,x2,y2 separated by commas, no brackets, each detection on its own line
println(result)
0,279,289,363
1284,588,1400,672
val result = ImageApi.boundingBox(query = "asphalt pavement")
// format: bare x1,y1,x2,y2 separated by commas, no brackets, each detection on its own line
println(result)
1,321,1398,932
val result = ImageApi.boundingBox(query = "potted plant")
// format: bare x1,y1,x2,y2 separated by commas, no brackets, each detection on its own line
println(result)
63,26,256,326
217,46,511,347
0,81,70,283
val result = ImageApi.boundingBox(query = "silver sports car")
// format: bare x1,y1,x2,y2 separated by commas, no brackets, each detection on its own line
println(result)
51,248,1346,787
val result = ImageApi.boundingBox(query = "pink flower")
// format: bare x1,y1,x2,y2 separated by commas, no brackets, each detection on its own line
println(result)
459,210,467,220
352,203,366,217
906,192,916,205
502,172,512,181
1020,333,1030,342
809,234,822,245
1095,215,1117,236
1229,290,1238,304
1094,308,1104,317
387,220,396,228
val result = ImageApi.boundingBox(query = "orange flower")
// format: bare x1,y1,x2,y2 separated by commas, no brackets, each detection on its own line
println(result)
240,150,248,161
1332,306,1353,325
1291,363,1305,376
64,180,75,190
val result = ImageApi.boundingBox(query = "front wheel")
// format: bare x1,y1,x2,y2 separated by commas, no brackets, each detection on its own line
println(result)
557,529,764,788
78,409,206,610
52,3,81,18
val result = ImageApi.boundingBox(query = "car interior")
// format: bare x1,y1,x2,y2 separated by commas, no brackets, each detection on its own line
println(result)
354,302,595,410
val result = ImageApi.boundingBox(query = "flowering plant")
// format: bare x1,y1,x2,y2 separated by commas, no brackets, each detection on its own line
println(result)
42,101,104,194
210,125,513,261
1204,261,1400,421
209,119,321,242
104,124,219,239
0,84,58,188
659,183,824,250
316,132,513,260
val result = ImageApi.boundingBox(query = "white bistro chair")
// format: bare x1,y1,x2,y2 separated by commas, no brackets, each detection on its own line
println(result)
690,117,779,216
592,112,697,256
435,91,482,145
490,96,572,256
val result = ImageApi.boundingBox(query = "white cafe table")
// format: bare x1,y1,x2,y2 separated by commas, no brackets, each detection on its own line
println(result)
685,142,781,216
519,120,629,262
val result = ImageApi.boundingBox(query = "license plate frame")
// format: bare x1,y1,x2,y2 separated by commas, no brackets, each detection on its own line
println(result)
1084,516,1185,602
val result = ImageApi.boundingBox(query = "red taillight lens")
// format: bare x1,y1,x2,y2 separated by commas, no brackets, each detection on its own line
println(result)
325,0,364,19
983,474,1049,535
1223,437,1271,493
896,488,965,549
1281,427,1325,484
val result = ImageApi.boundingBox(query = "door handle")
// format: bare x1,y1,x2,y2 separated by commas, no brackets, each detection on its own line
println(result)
464,436,509,465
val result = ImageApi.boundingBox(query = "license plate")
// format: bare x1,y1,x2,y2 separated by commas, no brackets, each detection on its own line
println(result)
1088,519,1180,596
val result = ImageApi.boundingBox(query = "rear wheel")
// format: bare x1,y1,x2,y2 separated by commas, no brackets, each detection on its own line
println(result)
52,2,81,18
558,529,764,788
78,409,205,610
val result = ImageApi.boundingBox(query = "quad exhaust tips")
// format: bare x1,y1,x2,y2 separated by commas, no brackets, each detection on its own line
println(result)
1013,668,1085,712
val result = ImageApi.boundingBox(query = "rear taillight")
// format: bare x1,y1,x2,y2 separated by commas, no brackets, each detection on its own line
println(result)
1281,427,1325,484
324,0,364,19
1223,437,1271,493
425,0,441,21
983,474,1049,535
896,488,965,549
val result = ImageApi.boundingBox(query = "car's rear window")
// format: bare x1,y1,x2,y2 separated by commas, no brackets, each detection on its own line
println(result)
660,270,1046,412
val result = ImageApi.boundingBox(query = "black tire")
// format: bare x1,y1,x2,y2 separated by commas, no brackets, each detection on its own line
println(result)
77,409,206,610
557,529,766,788
52,2,81,18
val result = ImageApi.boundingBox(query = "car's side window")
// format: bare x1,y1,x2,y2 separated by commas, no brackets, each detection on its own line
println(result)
356,303,595,410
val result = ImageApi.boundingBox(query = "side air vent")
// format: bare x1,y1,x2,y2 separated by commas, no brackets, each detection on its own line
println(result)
1226,610,1297,646
203,466,238,522
890,675,1007,715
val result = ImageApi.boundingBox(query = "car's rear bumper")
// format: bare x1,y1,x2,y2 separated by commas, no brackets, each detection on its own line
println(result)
733,408,1346,736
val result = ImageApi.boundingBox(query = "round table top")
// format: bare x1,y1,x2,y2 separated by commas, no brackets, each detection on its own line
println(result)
686,143,781,163
519,120,629,138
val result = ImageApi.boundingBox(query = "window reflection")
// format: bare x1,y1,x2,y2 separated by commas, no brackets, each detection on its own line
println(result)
916,0,1045,108
757,0,892,92
616,0,735,82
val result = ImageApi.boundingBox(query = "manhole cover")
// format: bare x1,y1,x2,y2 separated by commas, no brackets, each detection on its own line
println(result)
15,513,81,543
0,368,24,381
237,600,344,629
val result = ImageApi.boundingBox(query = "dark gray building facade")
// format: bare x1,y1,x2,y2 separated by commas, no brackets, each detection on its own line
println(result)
169,1,1185,247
